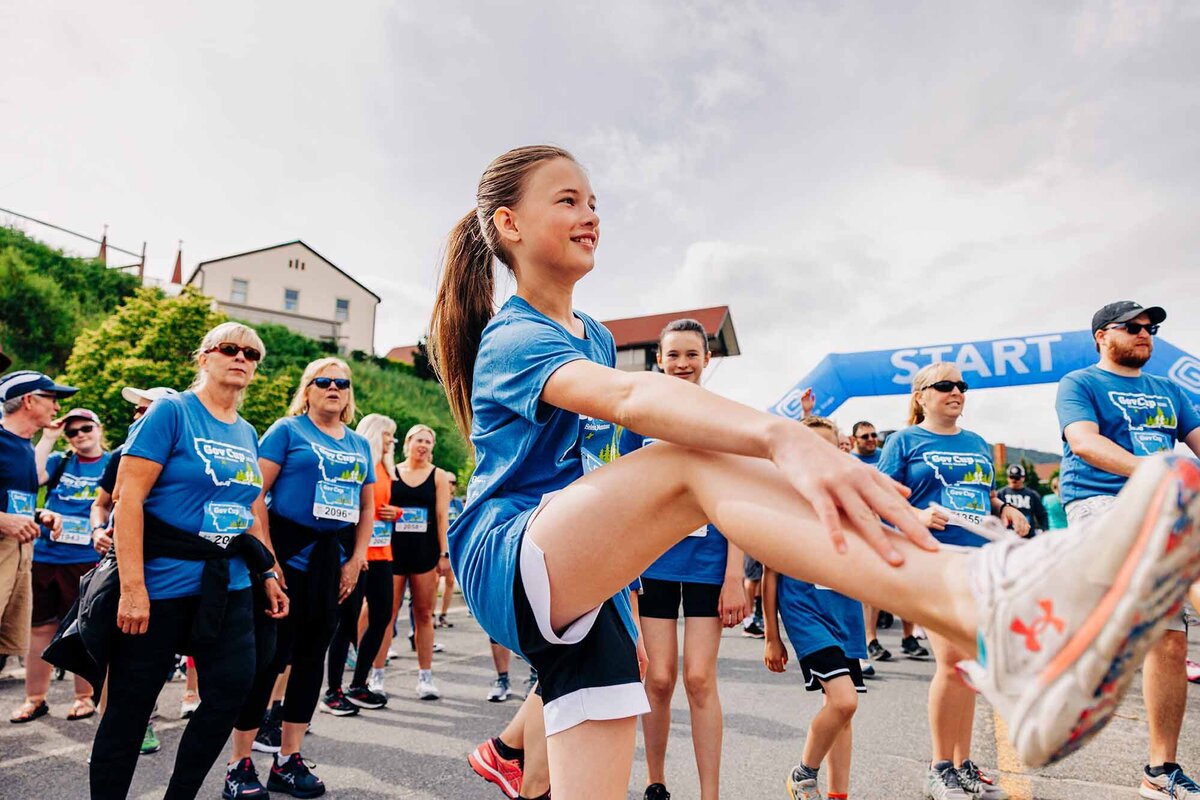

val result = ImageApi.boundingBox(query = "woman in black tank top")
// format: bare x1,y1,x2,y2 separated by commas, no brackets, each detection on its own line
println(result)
378,424,451,700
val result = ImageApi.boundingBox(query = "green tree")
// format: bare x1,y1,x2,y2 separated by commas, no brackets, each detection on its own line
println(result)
1020,457,1044,494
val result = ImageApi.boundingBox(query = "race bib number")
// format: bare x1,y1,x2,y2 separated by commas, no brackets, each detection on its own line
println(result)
313,481,361,523
940,485,988,526
200,501,253,549
57,515,92,546
7,490,35,518
688,525,708,538
370,520,393,548
395,507,429,533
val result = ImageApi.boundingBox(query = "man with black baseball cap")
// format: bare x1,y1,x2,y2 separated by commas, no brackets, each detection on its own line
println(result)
0,371,73,668
995,464,1048,537
1056,301,1200,798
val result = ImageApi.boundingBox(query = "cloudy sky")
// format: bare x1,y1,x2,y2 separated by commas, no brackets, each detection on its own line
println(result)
2,2,1197,452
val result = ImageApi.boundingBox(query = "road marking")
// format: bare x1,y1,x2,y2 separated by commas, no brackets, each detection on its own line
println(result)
993,710,1033,800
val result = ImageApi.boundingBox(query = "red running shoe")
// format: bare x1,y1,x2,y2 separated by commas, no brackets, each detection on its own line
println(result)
468,738,523,799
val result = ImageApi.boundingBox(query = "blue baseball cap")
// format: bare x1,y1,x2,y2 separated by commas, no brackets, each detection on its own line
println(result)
0,371,79,403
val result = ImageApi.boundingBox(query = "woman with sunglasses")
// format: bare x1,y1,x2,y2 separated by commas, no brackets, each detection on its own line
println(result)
10,409,110,724
877,362,1027,800
90,323,287,800
371,423,451,700
225,357,374,799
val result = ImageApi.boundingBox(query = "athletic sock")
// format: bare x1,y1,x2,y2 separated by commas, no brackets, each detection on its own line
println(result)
418,669,432,682
1147,763,1182,778
494,737,523,761
754,596,763,617
497,671,509,681
797,763,819,781
828,794,848,799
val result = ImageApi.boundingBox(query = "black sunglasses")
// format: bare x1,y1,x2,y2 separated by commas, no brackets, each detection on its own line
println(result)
856,432,878,440
206,342,262,362
65,424,96,438
924,380,969,393
1105,321,1159,336
310,377,351,390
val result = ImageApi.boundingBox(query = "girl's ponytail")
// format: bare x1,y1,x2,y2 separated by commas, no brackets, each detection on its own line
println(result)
429,144,577,442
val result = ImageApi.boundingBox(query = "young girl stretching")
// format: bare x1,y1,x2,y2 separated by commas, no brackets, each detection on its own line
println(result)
429,144,1200,800
764,417,865,800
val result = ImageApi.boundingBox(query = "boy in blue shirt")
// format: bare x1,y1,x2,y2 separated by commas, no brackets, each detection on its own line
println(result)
1056,300,1200,799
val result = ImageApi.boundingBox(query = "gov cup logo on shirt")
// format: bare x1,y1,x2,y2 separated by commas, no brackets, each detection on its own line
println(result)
310,442,367,523
579,415,623,473
193,438,262,488
921,452,994,523
1107,392,1179,455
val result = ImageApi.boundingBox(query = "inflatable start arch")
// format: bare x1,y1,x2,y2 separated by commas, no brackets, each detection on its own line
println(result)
771,330,1200,420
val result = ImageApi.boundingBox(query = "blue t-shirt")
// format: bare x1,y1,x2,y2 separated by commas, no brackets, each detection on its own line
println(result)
451,296,637,656
35,451,111,564
448,497,464,525
777,574,866,660
852,449,881,466
877,426,995,547
258,415,375,572
1056,365,1200,505
0,425,38,524
124,391,263,600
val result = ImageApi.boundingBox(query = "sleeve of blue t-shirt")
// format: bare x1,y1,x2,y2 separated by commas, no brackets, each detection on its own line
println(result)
125,397,182,464
480,317,589,425
257,418,292,466
1172,385,1200,439
1055,372,1099,432
876,430,906,484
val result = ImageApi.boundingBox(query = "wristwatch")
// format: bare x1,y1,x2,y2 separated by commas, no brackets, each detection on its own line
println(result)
260,570,279,582
439,551,450,559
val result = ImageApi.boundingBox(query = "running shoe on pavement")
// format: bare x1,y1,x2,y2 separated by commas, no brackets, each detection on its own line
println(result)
223,757,268,799
180,692,200,719
268,752,326,798
367,667,386,695
417,672,440,700
488,675,512,702
742,620,765,639
140,723,160,755
785,767,822,799
1140,764,1200,799
860,659,876,678
644,783,671,799
318,688,359,716
957,760,1009,799
468,737,523,799
867,638,892,661
958,455,1200,768
253,712,282,754
902,635,931,659
523,669,538,698
1187,660,1200,684
928,761,969,799
346,685,387,709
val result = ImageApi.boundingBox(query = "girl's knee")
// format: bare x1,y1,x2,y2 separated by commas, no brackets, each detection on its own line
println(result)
644,669,677,703
681,667,717,702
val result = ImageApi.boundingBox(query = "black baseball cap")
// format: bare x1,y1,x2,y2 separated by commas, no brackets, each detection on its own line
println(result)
1091,301,1166,334
1007,464,1025,478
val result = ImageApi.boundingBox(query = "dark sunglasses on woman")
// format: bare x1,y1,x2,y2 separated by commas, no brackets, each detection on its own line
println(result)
205,342,263,362
1105,321,1159,336
309,377,351,390
65,424,96,438
924,380,969,393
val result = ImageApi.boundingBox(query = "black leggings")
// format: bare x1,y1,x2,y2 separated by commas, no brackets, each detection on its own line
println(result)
236,564,339,729
327,560,394,691
90,589,256,800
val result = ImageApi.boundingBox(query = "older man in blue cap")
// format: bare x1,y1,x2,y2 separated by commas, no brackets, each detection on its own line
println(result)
0,370,75,666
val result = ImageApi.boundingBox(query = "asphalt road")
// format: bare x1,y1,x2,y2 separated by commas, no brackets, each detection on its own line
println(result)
1,609,1198,799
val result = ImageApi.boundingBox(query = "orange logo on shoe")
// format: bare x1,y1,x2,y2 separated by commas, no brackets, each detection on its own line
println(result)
1011,600,1065,652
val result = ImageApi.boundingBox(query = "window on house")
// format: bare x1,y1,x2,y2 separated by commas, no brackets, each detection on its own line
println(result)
335,298,350,322
284,288,299,312
231,278,248,304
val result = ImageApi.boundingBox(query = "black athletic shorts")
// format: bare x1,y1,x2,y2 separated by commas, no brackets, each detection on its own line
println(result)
799,645,866,694
31,561,92,627
391,531,439,576
743,555,763,582
638,576,721,619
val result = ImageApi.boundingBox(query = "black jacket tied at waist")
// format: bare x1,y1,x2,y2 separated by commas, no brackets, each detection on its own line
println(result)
267,510,356,638
43,512,275,689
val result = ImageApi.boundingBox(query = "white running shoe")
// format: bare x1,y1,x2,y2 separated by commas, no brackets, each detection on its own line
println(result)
367,667,386,695
959,455,1200,768
417,674,440,700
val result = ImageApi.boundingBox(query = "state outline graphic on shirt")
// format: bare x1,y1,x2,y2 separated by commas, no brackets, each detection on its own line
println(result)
1106,391,1178,432
193,438,262,488
920,451,995,488
310,443,366,484
55,471,101,502
206,502,254,533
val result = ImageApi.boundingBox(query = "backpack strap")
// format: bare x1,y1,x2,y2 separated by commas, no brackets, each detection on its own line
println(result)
45,452,73,495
